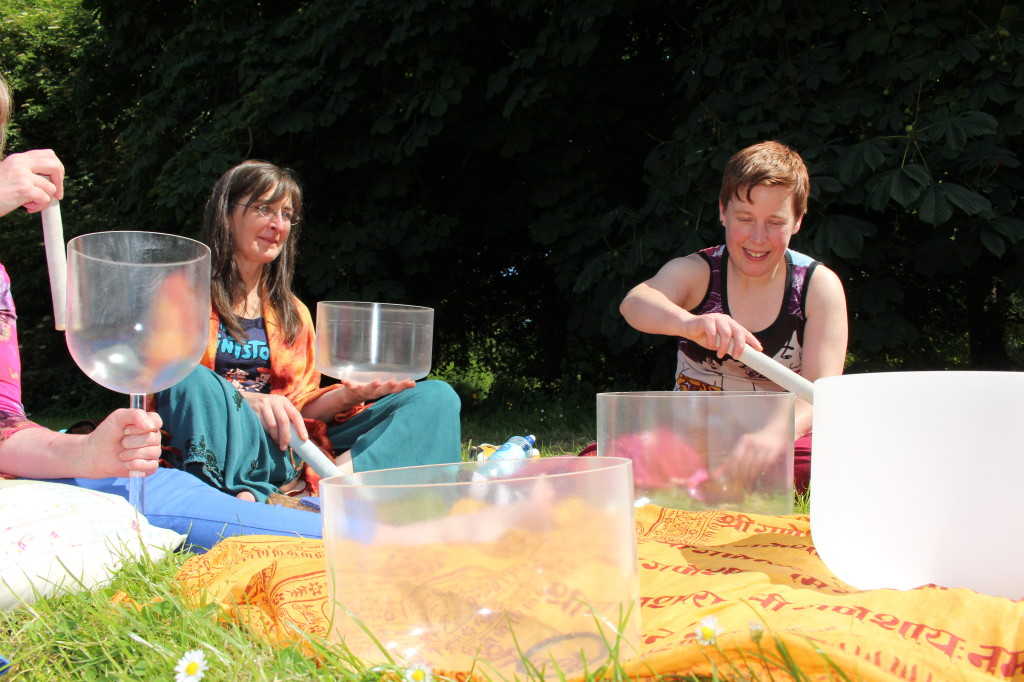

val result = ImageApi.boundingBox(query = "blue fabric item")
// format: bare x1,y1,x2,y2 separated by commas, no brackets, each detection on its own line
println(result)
0,655,9,676
39,468,323,553
299,496,321,511
317,494,376,544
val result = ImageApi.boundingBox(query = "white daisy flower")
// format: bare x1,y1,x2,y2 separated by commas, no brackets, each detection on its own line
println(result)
174,649,209,682
403,663,433,682
695,615,723,646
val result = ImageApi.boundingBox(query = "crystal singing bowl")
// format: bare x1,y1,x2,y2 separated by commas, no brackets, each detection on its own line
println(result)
597,391,795,515
65,230,210,512
315,301,433,383
319,457,641,678
65,231,211,396
811,371,1024,599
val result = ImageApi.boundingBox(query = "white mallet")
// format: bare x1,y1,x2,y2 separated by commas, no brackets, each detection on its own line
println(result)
289,425,343,479
41,197,66,330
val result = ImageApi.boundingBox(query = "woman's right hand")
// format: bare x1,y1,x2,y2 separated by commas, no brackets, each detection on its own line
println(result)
0,149,65,216
241,392,307,451
680,312,762,359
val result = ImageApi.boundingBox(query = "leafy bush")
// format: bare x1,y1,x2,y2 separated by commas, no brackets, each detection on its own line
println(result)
4,0,1022,418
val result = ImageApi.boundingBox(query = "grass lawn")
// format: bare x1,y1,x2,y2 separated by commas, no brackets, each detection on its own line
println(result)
2,408,810,680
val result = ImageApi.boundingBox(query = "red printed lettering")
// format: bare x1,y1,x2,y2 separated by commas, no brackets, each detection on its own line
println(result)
969,645,1024,676
748,592,792,612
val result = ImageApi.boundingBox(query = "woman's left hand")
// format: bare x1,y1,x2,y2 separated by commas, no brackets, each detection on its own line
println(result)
84,408,164,477
719,426,790,487
299,379,416,424
337,378,416,407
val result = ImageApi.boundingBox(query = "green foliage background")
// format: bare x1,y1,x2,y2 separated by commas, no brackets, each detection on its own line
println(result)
1,0,1022,415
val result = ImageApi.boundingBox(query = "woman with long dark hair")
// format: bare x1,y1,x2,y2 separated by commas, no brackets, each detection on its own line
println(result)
152,160,461,502
0,74,324,551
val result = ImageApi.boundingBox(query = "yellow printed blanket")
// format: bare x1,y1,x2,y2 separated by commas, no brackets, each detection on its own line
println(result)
172,507,1024,681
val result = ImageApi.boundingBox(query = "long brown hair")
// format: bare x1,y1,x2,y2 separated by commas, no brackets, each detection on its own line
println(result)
0,72,12,156
201,160,303,344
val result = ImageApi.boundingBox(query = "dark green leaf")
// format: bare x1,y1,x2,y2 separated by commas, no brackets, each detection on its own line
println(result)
942,183,992,216
837,140,889,184
918,184,953,225
979,227,1006,257
991,217,1024,243
889,167,926,207
860,278,890,314
814,214,872,259
428,91,448,117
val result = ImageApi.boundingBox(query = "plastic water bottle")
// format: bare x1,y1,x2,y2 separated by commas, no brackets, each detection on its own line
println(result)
472,434,538,502
489,434,538,461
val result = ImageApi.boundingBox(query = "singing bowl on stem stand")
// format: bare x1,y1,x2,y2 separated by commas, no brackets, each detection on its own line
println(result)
65,231,210,511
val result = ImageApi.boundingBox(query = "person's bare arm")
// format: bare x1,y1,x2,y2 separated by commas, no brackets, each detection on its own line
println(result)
620,255,762,357
0,408,162,479
300,379,415,423
718,264,848,487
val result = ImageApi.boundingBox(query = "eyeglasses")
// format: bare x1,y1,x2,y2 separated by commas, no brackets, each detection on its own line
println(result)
234,203,300,225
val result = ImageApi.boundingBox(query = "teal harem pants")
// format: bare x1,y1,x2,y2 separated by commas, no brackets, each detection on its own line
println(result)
153,367,462,502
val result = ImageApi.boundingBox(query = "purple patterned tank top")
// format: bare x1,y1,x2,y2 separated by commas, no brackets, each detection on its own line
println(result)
675,245,819,392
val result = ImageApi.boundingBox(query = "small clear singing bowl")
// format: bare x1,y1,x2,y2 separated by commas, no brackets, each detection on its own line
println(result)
315,301,433,383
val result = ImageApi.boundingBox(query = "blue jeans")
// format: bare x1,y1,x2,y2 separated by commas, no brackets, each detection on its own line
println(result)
43,378,461,551
42,468,323,552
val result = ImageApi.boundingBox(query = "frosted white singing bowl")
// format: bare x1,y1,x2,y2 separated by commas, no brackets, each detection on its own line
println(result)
315,301,433,383
597,391,794,515
811,371,1024,599
320,457,641,678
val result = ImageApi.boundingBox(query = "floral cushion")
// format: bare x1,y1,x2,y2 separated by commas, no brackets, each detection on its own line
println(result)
0,479,185,610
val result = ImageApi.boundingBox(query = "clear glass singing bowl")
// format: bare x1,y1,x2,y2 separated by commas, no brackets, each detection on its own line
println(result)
315,301,433,383
65,230,211,512
65,231,211,396
596,390,795,515
319,456,641,678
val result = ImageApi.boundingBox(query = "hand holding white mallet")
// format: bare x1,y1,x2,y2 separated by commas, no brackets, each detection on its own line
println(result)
289,425,343,478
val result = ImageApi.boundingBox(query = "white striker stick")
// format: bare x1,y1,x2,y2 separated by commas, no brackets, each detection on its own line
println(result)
41,197,66,331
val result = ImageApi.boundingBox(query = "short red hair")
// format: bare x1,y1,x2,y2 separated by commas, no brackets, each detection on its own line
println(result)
719,141,809,216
